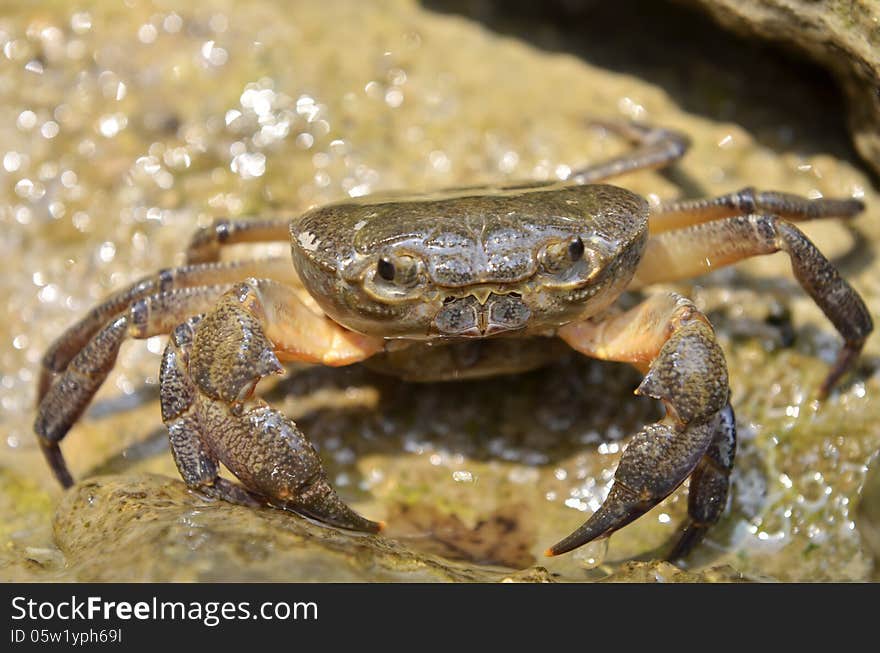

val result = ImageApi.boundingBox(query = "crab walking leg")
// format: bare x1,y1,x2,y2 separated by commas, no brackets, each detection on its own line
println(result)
631,214,874,395
172,279,384,531
185,217,292,264
37,257,299,404
649,187,864,234
549,293,730,556
35,285,235,487
667,403,737,560
570,122,691,184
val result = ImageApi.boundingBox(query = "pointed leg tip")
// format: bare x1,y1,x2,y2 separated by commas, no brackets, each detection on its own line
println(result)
817,368,844,401
665,549,685,565
38,441,75,489
817,341,866,401
666,524,708,562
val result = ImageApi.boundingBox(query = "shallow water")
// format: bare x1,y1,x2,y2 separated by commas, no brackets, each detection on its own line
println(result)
1,0,879,581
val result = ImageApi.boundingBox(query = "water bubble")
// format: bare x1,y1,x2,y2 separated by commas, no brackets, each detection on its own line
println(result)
388,68,407,85
48,201,65,219
230,151,265,179
70,12,92,34
98,113,127,138
428,150,450,173
60,170,77,187
498,150,519,173
138,24,157,44
72,211,90,232
3,39,29,61
348,183,370,198
98,241,116,263
241,87,274,117
17,110,37,130
201,40,228,66
3,151,22,172
14,178,45,200
163,13,183,33
40,121,59,138
385,88,403,108
225,109,242,126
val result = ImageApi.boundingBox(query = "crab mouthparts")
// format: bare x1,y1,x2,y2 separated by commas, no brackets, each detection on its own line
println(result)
433,292,530,336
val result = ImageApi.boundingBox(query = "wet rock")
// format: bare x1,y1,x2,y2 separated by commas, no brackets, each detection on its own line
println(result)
385,502,538,569
53,474,536,582
54,474,747,582
683,0,880,175
856,456,880,581
0,468,61,581
599,560,747,583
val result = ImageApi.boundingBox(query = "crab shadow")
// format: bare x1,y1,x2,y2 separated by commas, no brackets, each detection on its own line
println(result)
85,354,662,471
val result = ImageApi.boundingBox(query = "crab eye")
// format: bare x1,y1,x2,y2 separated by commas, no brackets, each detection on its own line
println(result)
374,253,421,288
377,256,396,281
567,236,585,261
541,236,587,273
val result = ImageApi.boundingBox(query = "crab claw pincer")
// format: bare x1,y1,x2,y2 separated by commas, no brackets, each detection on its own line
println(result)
159,289,382,536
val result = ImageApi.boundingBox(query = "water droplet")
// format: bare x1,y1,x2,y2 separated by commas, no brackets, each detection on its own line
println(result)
572,538,609,569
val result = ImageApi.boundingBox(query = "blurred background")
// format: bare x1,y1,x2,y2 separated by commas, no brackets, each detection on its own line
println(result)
1,0,879,581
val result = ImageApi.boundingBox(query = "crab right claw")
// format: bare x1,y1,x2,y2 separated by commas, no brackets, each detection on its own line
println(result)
553,293,730,557
159,280,384,534
213,402,384,533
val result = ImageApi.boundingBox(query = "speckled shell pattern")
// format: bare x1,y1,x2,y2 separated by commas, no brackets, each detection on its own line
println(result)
289,183,650,338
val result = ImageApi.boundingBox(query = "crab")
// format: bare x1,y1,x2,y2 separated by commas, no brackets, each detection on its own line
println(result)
34,122,873,561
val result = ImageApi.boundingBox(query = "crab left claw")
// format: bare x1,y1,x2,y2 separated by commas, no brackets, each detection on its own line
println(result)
551,293,731,557
546,418,720,556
